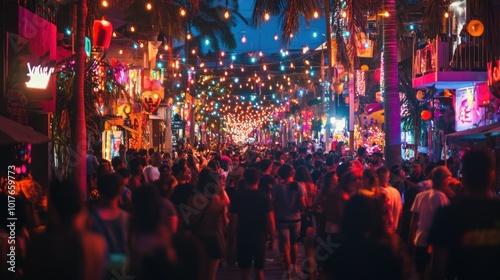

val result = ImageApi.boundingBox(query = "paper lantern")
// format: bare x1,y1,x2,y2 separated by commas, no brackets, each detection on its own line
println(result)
421,110,432,121
365,102,383,115
361,64,369,71
374,68,381,83
416,90,424,101
467,19,484,37
475,82,493,107
333,82,344,94
93,19,113,49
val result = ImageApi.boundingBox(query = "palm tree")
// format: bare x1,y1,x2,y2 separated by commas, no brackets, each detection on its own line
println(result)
251,0,323,46
70,0,88,199
382,0,402,167
251,0,402,164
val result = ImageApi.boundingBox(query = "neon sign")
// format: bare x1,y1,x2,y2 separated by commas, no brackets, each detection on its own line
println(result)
85,37,91,57
25,63,55,89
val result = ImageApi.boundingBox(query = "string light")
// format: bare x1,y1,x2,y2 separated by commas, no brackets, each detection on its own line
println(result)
130,26,135,32
164,45,169,50
313,11,319,18
241,34,246,43
224,11,230,19
146,3,152,10
264,12,270,21
101,0,108,7
274,34,278,40
180,8,186,16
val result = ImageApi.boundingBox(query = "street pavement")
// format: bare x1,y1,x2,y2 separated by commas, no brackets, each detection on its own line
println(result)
217,243,308,280
216,241,419,280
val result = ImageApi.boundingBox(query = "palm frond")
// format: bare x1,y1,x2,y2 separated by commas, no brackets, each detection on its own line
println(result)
421,0,441,40
192,11,237,50
470,0,500,58
230,11,250,26
251,0,286,27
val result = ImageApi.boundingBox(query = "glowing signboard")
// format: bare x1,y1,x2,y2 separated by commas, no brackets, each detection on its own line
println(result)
25,63,55,89
455,87,481,131
85,37,91,57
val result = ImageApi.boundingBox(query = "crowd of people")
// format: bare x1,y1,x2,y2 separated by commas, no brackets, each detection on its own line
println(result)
1,141,500,280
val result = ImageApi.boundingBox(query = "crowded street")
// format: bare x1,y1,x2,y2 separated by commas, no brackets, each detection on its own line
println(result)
2,0,500,279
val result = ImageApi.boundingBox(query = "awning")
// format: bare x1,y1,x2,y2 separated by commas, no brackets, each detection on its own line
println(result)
119,125,140,135
0,115,52,145
446,122,500,144
104,117,124,126
148,114,163,120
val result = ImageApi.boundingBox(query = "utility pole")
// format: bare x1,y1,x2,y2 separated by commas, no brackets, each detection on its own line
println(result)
324,0,333,153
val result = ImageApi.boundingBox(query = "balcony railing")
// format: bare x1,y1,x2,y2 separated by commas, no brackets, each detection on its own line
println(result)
413,34,491,79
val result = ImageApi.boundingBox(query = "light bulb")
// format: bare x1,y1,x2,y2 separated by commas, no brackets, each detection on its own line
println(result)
274,34,278,40
224,11,230,19
146,3,152,10
313,11,319,18
164,45,169,50
102,0,108,7
264,12,270,21
241,35,246,43
180,9,186,16
130,26,135,32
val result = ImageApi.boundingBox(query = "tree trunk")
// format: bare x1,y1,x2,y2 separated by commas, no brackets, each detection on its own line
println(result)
70,0,88,200
323,0,332,153
383,0,402,167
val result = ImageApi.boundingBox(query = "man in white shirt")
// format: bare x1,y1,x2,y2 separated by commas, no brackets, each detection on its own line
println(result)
376,166,402,233
409,166,451,280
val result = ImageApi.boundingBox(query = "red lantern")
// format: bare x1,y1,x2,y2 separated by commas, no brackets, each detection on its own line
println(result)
93,19,113,50
421,110,432,121
475,82,493,107
374,68,381,83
